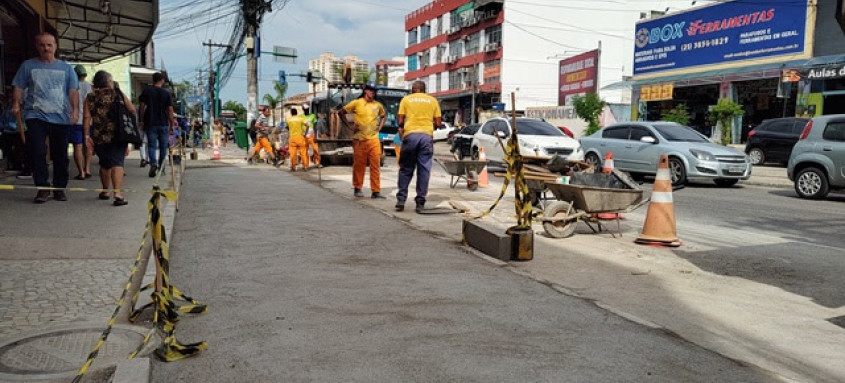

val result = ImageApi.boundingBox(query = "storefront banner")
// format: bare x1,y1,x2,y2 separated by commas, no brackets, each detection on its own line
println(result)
800,65,845,80
633,0,808,75
640,83,674,101
558,50,599,106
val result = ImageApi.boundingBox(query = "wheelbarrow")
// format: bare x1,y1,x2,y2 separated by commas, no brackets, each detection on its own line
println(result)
538,181,648,238
435,159,488,191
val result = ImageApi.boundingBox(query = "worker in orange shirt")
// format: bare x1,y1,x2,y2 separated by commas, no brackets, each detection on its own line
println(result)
338,82,386,198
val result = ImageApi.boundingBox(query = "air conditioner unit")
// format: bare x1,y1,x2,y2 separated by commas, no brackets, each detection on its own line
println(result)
461,83,469,90
457,67,469,74
448,26,461,34
445,55,458,64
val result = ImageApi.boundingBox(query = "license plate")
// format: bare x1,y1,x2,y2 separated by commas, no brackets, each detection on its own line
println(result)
728,165,744,173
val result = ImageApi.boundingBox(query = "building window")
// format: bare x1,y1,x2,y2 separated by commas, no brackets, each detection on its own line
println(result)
420,50,430,68
408,54,418,72
408,28,418,46
483,59,501,84
449,70,461,90
437,45,446,63
466,32,480,55
436,73,442,92
450,10,461,30
449,41,462,58
436,16,444,35
485,25,502,45
420,24,431,42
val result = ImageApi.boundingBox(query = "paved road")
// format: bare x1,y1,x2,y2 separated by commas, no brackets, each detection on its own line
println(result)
150,162,776,383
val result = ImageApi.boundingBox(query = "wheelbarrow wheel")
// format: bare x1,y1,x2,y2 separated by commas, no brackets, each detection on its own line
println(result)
543,201,577,238
466,170,479,191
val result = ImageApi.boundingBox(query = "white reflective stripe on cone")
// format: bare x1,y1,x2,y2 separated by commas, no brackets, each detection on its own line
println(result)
651,191,673,203
656,168,671,181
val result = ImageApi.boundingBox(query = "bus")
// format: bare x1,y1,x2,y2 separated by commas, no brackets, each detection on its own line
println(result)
310,84,409,165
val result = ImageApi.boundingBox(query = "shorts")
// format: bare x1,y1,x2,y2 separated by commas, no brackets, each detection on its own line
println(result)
95,142,129,169
70,125,84,145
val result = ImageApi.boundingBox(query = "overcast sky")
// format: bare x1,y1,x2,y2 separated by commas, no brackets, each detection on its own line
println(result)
155,0,431,106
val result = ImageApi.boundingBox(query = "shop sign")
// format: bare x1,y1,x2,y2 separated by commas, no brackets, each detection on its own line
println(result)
633,0,809,75
558,50,599,106
801,65,845,80
640,83,674,102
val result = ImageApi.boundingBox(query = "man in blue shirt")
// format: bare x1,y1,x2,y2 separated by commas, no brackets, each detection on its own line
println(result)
11,32,79,203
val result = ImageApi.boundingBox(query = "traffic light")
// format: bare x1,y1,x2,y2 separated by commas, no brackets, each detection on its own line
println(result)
306,71,313,83
278,70,286,85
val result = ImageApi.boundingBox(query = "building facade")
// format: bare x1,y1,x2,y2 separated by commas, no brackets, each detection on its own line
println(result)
627,0,845,143
404,0,679,126
308,53,369,94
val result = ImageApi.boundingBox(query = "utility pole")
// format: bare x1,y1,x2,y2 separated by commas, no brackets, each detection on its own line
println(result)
243,0,272,145
203,40,232,122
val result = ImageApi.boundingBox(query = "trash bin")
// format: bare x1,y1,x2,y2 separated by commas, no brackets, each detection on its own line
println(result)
234,122,249,149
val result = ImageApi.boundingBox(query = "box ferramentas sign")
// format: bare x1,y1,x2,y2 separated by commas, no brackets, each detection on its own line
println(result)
633,0,812,76
558,50,599,106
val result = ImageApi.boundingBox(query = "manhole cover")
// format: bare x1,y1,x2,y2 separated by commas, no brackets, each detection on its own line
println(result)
0,325,151,380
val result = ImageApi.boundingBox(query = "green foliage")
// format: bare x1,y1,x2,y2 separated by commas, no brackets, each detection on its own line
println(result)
222,100,246,121
661,104,691,126
357,68,376,84
708,98,744,145
572,93,607,136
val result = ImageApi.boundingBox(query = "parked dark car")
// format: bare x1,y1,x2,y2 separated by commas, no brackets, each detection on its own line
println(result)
787,114,845,199
449,123,481,159
745,117,810,166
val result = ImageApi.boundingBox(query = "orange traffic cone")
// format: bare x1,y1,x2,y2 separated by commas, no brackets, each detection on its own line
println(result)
635,154,681,247
212,145,220,160
597,152,619,220
478,147,489,187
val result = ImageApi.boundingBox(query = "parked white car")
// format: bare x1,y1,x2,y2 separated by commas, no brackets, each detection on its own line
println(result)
433,122,456,142
471,117,584,164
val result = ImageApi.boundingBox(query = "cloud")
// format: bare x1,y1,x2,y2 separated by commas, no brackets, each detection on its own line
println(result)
156,0,429,106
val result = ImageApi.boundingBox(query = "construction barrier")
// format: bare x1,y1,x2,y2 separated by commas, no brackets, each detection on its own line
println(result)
635,155,681,247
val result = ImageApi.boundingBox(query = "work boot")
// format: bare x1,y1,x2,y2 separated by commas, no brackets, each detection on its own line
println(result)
395,201,404,211
371,192,386,199
34,190,50,203
415,203,425,214
140,159,148,168
148,164,157,178
53,190,68,201
353,188,364,198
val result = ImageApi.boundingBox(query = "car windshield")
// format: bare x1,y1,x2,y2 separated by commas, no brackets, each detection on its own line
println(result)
515,119,565,136
653,124,709,142
462,124,480,135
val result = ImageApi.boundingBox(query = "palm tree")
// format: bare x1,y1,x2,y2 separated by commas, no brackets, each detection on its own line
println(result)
263,93,278,126
356,68,376,84
262,82,288,126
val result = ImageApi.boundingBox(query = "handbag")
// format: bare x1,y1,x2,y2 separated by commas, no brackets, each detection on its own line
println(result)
112,89,142,146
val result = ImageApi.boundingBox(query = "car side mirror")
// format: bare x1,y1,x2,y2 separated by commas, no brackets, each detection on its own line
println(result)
641,136,656,144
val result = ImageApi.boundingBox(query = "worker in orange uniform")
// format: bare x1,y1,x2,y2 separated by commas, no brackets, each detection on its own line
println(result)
338,82,386,198
247,107,278,166
302,104,320,168
395,80,441,213
286,108,310,171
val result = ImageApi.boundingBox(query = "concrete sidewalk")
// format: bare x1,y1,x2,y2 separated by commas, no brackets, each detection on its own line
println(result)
0,150,178,382
150,161,777,382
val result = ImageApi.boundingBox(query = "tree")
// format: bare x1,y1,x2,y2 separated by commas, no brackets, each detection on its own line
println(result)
222,100,246,121
261,82,288,126
661,104,691,125
708,98,744,145
357,68,376,84
263,93,279,126
572,93,607,136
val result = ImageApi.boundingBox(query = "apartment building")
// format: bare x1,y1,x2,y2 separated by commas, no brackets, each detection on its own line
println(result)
308,52,369,94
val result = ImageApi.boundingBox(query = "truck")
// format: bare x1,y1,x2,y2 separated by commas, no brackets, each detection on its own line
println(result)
310,83,409,166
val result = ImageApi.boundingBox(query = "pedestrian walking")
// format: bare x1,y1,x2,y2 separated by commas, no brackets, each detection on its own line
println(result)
84,70,133,206
11,31,79,203
1,90,29,176
395,80,441,213
302,104,320,167
212,118,225,148
138,72,174,178
71,64,93,180
338,82,386,198
286,108,309,171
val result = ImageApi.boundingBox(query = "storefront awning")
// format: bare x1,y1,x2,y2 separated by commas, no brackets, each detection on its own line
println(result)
47,0,159,62
605,53,845,91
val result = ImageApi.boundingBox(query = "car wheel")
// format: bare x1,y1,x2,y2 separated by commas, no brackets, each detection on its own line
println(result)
748,147,765,165
794,167,830,199
585,152,601,170
714,179,738,187
669,157,686,186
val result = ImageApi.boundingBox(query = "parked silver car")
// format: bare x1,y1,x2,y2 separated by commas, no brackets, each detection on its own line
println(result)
580,122,752,186
787,114,845,199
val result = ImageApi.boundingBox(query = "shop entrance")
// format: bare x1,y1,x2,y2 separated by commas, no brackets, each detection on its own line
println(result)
735,78,797,142
644,84,718,136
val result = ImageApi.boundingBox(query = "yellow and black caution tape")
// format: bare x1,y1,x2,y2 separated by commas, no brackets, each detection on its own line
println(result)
72,218,152,383
126,186,207,362
0,184,141,193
